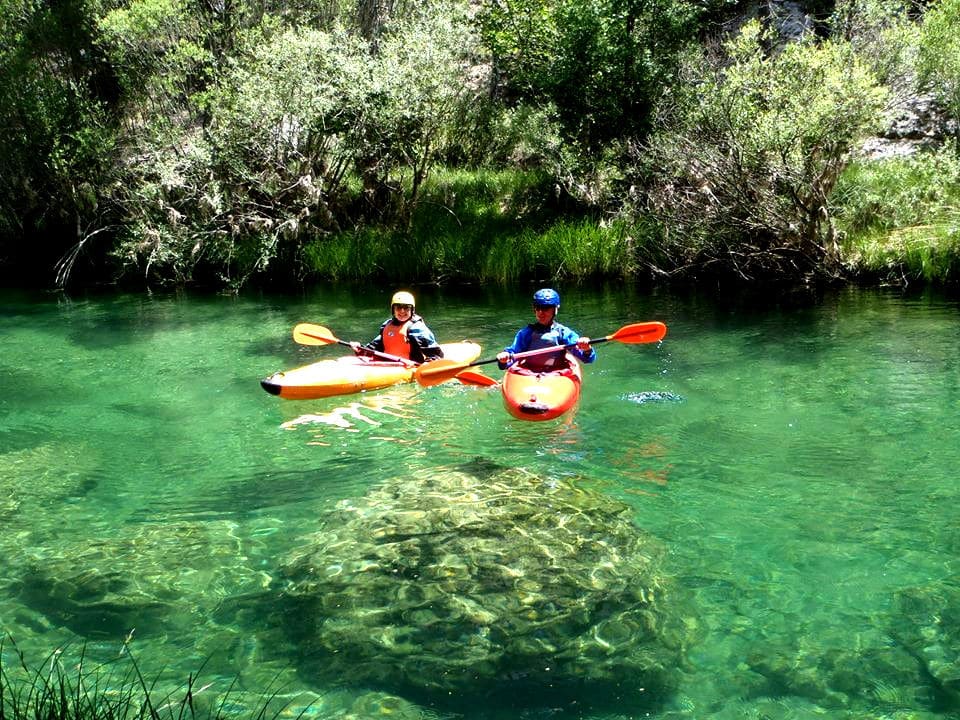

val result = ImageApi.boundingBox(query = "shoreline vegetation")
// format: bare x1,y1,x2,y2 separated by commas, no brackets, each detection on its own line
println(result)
0,637,273,720
305,145,960,291
2,0,960,294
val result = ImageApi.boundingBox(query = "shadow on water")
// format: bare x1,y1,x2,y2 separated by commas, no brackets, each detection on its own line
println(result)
358,674,669,718
0,365,73,414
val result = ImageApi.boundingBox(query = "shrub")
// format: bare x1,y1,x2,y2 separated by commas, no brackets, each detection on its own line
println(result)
917,0,960,141
642,21,888,281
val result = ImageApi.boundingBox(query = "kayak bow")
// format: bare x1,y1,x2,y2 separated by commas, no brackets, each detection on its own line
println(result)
501,354,582,421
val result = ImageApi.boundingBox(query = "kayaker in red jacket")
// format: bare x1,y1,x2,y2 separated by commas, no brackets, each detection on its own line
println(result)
496,288,594,372
350,290,444,363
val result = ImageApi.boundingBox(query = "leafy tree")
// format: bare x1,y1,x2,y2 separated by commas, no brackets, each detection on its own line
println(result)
100,1,483,287
0,0,119,285
916,0,960,144
93,0,353,288
478,0,697,150
642,21,888,281
97,0,218,129
829,0,918,87
359,2,484,221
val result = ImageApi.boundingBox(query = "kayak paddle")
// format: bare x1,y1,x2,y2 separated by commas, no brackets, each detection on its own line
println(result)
292,323,417,366
414,321,668,387
292,322,497,386
453,370,500,387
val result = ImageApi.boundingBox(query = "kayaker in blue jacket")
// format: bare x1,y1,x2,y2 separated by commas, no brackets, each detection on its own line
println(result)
496,288,595,372
350,290,444,364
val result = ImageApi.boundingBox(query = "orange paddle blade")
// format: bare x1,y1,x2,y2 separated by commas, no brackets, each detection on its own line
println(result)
414,359,472,387
293,323,339,346
605,321,667,344
455,370,499,387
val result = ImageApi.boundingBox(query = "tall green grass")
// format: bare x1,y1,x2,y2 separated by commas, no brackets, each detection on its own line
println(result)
301,168,654,283
847,220,960,284
833,143,960,284
0,636,304,720
306,151,960,287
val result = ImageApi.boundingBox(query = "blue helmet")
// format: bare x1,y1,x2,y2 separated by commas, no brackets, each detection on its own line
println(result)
533,288,560,307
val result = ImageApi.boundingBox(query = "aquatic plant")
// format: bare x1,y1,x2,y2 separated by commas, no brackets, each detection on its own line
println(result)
0,635,313,720
301,167,642,284
834,143,960,285
14,519,265,643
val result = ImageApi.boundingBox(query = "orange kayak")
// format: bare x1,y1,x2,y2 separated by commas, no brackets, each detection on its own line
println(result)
261,342,481,400
501,354,582,421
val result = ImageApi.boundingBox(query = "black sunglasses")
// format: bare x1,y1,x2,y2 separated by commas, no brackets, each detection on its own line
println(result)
392,304,414,311
533,304,554,311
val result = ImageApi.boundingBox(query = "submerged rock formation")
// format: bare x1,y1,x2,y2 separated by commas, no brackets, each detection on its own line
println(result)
273,464,696,712
892,579,960,704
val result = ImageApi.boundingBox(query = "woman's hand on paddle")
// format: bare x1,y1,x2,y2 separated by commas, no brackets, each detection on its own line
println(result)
349,341,363,354
496,351,512,364
576,337,592,351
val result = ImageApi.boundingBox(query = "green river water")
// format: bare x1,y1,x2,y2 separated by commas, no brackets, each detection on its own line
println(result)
2,283,960,720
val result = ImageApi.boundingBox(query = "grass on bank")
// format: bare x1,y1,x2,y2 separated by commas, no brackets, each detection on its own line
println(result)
834,143,960,284
302,168,660,283
0,637,302,720
304,150,960,287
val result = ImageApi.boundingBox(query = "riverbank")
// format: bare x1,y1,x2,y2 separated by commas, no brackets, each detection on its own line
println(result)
834,143,960,287
4,147,958,294
292,144,960,291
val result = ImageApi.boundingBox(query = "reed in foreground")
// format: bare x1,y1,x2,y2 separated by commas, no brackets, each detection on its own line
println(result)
0,636,305,720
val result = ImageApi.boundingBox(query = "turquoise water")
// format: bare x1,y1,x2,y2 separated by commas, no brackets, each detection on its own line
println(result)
2,284,960,719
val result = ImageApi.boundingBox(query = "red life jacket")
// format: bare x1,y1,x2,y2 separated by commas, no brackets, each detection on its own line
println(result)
382,320,411,359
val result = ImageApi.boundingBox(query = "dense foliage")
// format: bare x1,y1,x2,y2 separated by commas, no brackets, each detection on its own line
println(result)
0,0,119,284
477,0,696,148
642,21,887,281
1,0,959,289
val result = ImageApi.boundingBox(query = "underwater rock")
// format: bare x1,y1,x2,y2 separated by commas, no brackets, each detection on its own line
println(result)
892,579,960,703
15,519,269,641
0,443,96,522
273,466,695,711
746,642,931,710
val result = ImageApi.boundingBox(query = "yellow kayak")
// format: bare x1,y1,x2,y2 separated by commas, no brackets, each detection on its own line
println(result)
261,342,482,400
